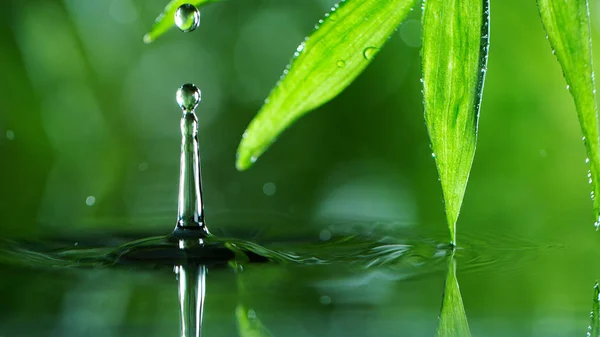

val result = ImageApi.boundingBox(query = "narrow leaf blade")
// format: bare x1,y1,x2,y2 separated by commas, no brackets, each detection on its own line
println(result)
422,0,490,243
143,0,219,44
437,257,471,337
537,0,600,227
588,281,600,337
236,305,274,337
236,0,417,170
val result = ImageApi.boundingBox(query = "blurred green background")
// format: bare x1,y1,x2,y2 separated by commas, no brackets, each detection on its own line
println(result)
2,0,600,336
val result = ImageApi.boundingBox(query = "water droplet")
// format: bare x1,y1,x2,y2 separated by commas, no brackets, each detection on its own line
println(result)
250,156,257,164
319,295,332,305
566,85,570,90
5,130,14,140
174,4,200,33
431,152,436,158
85,196,96,206
586,158,590,163
319,229,332,241
176,83,201,112
336,60,346,68
363,47,379,60
262,182,276,196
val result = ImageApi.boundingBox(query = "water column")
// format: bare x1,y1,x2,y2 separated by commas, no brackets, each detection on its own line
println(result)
174,83,210,244
173,6,208,337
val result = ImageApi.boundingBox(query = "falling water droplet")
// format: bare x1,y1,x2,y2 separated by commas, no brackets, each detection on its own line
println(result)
363,47,379,60
174,4,200,33
336,60,346,68
176,83,201,112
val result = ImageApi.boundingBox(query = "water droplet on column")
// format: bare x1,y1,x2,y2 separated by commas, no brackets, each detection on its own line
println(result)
175,4,200,33
177,83,201,112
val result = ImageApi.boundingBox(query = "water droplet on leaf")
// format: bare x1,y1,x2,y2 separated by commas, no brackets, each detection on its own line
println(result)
176,83,201,112
363,47,379,60
336,60,346,68
174,4,200,33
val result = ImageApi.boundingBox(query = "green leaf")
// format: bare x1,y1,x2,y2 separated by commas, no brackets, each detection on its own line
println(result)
589,282,600,337
236,0,417,170
437,257,471,337
422,0,489,244
143,0,219,44
236,304,274,337
536,0,600,227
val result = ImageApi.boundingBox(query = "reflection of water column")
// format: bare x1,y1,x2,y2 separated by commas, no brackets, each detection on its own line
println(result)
175,84,209,242
177,264,206,337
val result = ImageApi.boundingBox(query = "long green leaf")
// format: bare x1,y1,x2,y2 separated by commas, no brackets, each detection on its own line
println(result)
143,0,220,44
236,0,417,170
437,257,471,337
537,0,600,228
422,0,489,244
589,282,600,337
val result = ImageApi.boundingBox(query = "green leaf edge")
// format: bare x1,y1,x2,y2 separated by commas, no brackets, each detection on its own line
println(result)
235,0,418,171
536,0,600,227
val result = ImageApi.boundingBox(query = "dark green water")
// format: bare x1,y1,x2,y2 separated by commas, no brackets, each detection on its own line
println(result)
0,221,594,337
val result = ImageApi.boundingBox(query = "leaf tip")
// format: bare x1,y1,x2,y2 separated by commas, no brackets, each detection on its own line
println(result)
143,33,153,44
235,150,254,171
